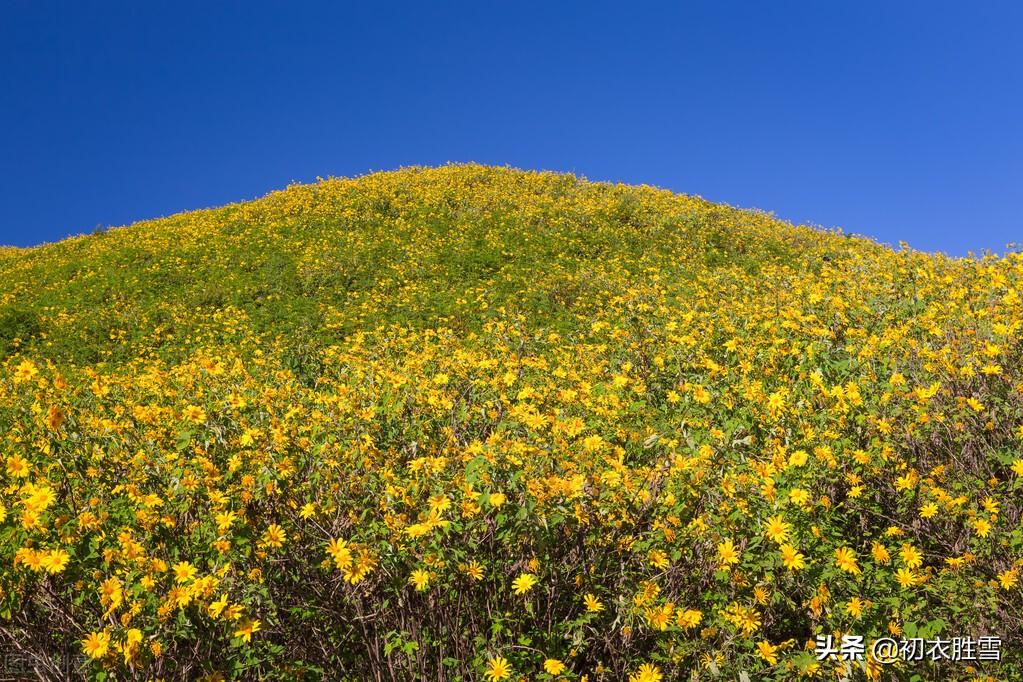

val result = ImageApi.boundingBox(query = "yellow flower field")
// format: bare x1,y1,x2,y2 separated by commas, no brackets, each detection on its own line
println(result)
0,165,1020,679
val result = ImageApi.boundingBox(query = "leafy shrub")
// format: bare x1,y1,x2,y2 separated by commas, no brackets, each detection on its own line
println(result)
0,308,41,357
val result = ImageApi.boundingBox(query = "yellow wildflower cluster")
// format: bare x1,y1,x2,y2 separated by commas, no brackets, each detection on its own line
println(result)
0,165,1020,679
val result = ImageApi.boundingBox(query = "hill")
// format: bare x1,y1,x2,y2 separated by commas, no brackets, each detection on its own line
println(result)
1,165,1020,680
2,166,877,367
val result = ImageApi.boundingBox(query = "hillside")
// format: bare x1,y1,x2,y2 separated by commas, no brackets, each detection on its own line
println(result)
0,166,883,365
0,165,1020,680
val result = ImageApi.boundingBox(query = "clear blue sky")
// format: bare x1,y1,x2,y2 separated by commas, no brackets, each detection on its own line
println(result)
2,1,1020,255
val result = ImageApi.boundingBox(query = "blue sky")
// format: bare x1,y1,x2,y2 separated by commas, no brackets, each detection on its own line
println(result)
2,1,1020,255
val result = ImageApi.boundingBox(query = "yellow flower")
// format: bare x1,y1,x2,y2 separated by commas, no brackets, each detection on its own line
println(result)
326,538,353,570
834,547,860,574
788,488,811,507
740,612,762,635
543,658,567,675
895,567,918,588
871,542,891,564
763,515,791,543
756,640,779,665
45,405,65,430
717,539,740,567
676,608,702,629
6,455,30,478
512,572,538,595
997,568,1018,590
22,483,56,513
779,544,806,571
787,450,808,467
183,404,207,424
648,549,669,569
409,569,430,591
262,524,287,548
583,593,604,613
173,561,198,583
39,548,70,574
645,603,673,630
122,628,143,664
845,596,864,618
99,577,123,611
169,586,192,609
13,360,38,382
628,662,663,682
208,594,229,618
342,549,376,584
223,603,244,621
234,618,261,642
484,656,511,681
895,472,917,491
428,494,451,515
464,560,485,581
215,510,236,532
82,631,111,659
766,391,786,413
488,492,507,508
900,543,922,569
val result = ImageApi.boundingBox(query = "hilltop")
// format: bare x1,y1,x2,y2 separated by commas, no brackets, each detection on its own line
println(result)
0,165,1020,680
2,165,880,365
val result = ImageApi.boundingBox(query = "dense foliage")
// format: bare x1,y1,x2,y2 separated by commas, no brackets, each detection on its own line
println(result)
0,165,1020,680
